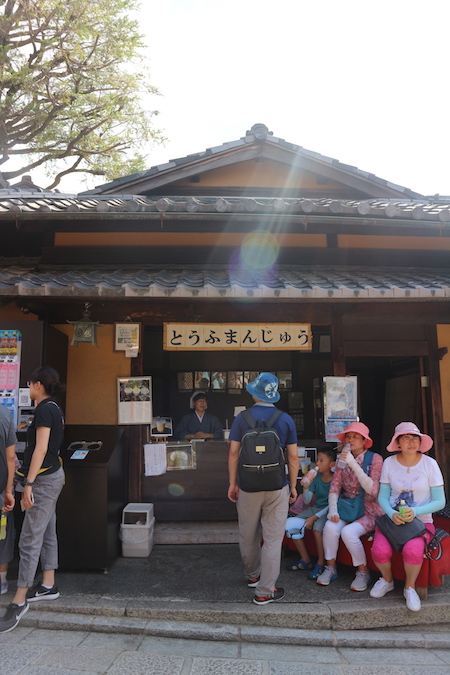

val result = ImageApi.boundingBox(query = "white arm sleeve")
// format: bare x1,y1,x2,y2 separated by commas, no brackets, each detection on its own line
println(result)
327,492,338,520
345,453,373,494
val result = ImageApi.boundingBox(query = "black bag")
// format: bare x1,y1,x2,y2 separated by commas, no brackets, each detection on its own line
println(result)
375,514,427,552
426,528,450,561
238,409,285,492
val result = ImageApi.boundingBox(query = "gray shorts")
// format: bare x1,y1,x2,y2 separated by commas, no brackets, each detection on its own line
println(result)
297,506,327,533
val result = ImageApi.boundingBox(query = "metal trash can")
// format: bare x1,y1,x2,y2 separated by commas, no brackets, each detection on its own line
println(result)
120,503,155,557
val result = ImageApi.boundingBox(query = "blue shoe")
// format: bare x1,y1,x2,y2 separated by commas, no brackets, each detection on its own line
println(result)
287,559,313,571
308,564,325,580
0,581,8,595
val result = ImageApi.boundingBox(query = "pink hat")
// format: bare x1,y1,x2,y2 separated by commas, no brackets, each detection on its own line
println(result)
386,422,433,453
336,421,373,449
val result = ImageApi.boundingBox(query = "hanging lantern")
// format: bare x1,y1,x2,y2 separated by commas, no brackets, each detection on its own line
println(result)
67,304,103,347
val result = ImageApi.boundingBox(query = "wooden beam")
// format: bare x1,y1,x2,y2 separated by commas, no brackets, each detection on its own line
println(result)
425,325,448,488
127,333,144,503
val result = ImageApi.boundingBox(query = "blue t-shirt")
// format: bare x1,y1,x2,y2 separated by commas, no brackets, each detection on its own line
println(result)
229,403,297,448
308,474,332,510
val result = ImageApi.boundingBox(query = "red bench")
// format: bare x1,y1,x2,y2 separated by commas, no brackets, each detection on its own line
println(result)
284,515,450,600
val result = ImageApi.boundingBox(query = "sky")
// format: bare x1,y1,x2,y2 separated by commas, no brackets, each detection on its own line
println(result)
21,0,450,196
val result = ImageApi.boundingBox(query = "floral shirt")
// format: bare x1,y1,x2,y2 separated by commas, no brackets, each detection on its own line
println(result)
330,449,384,532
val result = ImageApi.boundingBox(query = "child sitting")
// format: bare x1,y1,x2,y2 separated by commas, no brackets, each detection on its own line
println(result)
287,448,336,580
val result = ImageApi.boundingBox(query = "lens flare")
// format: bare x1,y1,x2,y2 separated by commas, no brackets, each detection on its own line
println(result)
168,483,185,497
240,231,279,271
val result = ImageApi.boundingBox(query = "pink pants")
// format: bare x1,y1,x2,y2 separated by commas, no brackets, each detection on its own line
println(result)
371,523,435,566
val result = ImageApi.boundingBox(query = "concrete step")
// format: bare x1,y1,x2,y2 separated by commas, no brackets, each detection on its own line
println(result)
9,592,450,633
154,521,239,545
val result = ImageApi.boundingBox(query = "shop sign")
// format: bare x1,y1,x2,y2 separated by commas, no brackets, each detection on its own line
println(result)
163,323,312,351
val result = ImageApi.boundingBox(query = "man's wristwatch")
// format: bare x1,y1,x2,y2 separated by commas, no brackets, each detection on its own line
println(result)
22,478,34,487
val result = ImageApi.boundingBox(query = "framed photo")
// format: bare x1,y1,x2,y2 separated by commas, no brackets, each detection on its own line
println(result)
277,371,292,390
178,372,194,392
115,323,140,351
211,371,227,391
117,377,152,425
151,417,173,438
195,371,211,389
228,371,244,391
166,443,197,471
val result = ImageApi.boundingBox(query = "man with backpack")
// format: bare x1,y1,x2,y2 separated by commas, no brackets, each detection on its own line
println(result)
228,372,299,605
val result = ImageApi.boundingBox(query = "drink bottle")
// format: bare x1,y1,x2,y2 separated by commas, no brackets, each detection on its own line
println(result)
301,466,318,488
398,499,408,519
337,443,351,469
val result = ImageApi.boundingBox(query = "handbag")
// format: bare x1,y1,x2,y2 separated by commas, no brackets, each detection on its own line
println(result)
337,451,373,523
375,514,427,552
426,528,450,561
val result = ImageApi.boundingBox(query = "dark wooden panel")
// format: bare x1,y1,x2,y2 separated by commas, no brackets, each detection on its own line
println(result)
142,441,233,521
343,341,429,357
342,324,427,341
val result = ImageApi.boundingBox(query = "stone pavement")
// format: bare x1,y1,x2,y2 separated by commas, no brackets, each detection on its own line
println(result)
1,543,450,641
1,625,450,674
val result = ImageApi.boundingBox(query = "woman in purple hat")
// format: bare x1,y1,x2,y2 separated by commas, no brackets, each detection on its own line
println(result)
370,422,445,611
316,421,384,591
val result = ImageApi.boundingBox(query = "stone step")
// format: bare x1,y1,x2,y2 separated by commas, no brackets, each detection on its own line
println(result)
154,521,239,545
10,593,450,633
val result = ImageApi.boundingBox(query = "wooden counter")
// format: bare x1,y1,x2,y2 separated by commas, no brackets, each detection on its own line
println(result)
141,441,237,521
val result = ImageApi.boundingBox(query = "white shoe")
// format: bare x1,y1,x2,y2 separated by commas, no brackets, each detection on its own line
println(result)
370,577,394,598
403,586,421,611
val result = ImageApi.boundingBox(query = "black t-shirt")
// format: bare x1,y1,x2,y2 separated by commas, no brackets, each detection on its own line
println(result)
23,398,64,476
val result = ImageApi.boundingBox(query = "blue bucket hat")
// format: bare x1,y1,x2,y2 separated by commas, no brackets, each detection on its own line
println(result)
246,372,280,403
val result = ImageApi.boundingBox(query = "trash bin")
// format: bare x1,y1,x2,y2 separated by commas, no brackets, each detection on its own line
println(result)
120,503,155,557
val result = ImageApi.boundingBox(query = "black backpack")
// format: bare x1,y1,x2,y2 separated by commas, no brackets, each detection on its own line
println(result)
238,409,286,492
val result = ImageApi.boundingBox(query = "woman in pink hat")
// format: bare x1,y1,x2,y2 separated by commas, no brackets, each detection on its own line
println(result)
370,422,445,611
316,422,384,591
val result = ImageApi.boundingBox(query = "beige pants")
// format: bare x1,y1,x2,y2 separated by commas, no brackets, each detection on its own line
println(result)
236,484,289,597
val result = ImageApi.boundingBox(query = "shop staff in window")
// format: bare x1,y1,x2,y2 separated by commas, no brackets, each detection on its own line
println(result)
173,392,223,441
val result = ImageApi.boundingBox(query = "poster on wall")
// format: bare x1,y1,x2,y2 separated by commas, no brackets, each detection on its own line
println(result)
117,377,152,425
324,376,358,420
114,323,140,351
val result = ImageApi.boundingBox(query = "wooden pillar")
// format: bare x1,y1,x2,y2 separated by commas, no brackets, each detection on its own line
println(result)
426,325,448,488
127,328,144,503
331,308,346,376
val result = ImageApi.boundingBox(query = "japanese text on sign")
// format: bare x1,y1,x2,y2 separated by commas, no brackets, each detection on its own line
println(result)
163,324,312,351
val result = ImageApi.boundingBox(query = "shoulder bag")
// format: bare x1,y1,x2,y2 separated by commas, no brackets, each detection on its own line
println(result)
337,451,373,523
375,514,427,552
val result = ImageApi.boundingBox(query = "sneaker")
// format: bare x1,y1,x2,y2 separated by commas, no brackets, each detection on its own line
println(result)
0,602,29,633
308,564,325,581
403,586,421,612
0,580,8,595
247,577,260,588
351,571,371,592
253,587,285,605
370,577,394,598
26,583,60,602
316,565,338,586
287,559,313,571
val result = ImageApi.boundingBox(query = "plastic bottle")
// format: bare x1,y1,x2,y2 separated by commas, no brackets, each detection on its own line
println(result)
301,466,318,488
337,443,351,469
398,499,408,519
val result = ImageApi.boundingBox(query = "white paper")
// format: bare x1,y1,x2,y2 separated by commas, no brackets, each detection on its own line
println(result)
125,347,139,358
144,443,167,476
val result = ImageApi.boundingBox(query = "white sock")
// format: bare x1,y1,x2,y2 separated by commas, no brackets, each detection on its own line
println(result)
42,583,53,589
0,572,6,584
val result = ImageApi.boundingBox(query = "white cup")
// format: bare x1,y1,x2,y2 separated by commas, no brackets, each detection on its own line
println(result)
223,429,230,440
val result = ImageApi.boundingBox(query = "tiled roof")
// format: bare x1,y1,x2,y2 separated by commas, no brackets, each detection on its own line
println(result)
0,193,449,223
1,264,449,300
82,124,424,199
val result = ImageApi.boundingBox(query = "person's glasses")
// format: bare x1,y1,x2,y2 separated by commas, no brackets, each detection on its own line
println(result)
399,435,420,443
